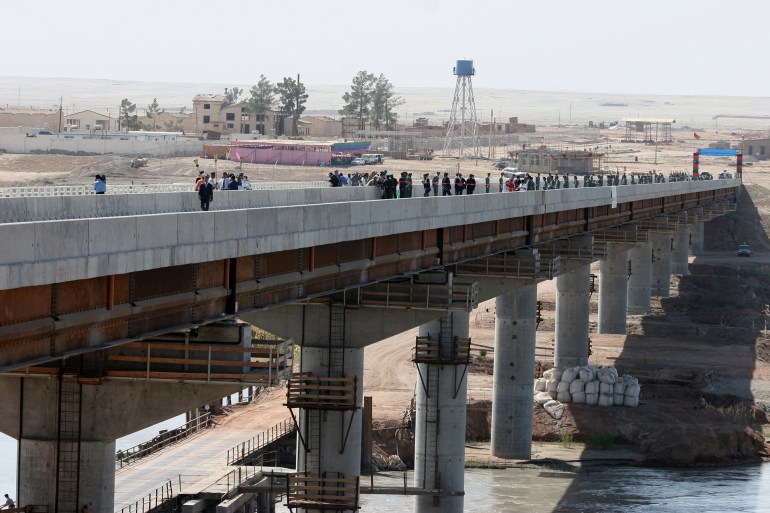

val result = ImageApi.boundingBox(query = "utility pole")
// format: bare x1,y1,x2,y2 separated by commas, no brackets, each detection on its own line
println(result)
58,97,63,133
295,73,301,136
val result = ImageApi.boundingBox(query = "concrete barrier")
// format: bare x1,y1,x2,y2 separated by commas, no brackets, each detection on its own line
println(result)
0,179,738,290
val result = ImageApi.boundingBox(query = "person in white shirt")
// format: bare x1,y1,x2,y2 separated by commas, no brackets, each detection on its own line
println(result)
241,176,251,190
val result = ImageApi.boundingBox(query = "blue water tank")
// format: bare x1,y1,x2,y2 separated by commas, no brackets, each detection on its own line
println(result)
455,60,474,76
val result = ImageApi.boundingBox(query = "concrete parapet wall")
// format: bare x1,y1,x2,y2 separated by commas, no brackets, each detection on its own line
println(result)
0,133,201,156
0,180,737,290
0,186,379,223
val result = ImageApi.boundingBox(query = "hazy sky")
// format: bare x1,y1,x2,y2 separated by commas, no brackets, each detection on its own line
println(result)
2,0,769,97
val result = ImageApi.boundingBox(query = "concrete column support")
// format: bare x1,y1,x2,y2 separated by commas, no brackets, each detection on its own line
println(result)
490,283,537,459
598,243,630,334
19,439,115,513
296,346,364,480
691,220,705,256
414,311,468,513
651,232,673,297
0,323,249,513
554,264,590,368
627,241,652,315
672,227,690,275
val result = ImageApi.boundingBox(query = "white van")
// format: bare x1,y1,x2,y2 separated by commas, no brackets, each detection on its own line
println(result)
362,153,385,164
501,167,527,180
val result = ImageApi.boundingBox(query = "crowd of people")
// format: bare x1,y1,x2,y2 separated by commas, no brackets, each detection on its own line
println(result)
179,163,737,212
325,167,733,199
192,170,257,210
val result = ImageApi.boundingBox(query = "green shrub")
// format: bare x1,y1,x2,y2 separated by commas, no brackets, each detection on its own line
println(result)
586,432,613,450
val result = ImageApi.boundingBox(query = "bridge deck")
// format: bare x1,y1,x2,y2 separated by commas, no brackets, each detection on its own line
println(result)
114,426,261,510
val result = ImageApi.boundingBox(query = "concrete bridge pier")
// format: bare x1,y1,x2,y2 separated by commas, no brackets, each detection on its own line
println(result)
690,208,705,256
295,346,364,479
627,241,653,315
414,311,468,513
598,243,631,334
554,264,591,368
0,376,240,513
651,232,673,297
490,282,537,459
672,227,691,275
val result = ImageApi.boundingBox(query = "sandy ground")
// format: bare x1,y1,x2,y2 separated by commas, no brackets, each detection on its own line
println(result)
2,126,768,189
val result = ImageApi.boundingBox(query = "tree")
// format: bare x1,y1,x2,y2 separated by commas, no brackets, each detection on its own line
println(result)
339,71,376,133
224,87,243,106
119,98,143,131
248,76,275,114
164,119,185,132
370,74,403,131
275,75,308,136
145,98,161,130
247,75,276,136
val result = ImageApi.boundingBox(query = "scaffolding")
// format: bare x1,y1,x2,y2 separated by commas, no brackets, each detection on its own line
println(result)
623,118,674,143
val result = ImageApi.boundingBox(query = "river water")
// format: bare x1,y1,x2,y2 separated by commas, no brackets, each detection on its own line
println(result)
352,465,770,513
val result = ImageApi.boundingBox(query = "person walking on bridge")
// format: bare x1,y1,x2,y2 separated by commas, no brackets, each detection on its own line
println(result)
93,174,106,194
198,174,214,211
466,174,476,194
442,172,452,196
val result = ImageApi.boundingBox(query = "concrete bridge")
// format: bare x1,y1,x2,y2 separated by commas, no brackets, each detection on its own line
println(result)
0,178,739,513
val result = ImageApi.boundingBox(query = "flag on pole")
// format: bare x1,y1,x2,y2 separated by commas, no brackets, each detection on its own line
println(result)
694,132,700,139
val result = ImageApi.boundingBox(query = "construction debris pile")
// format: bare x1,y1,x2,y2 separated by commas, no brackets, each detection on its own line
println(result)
533,366,640,418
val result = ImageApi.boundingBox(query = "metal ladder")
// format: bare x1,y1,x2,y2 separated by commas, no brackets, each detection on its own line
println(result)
328,302,346,377
304,410,322,476
422,366,440,492
55,376,82,513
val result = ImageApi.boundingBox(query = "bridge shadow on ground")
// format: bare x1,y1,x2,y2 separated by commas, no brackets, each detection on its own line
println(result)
542,183,770,510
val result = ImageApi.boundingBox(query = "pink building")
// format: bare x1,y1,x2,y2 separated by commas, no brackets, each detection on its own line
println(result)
230,139,370,166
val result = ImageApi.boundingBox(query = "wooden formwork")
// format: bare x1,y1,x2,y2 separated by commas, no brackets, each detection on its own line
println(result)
413,335,471,365
286,472,359,511
104,338,293,385
455,251,549,279
357,281,478,311
285,373,357,411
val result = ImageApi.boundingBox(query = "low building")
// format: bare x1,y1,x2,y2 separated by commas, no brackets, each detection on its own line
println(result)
516,148,603,175
302,116,343,138
505,117,536,134
744,138,770,161
192,94,279,137
64,110,114,132
229,139,370,166
0,108,60,132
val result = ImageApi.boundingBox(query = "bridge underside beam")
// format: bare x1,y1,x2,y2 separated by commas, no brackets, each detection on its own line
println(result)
0,191,737,371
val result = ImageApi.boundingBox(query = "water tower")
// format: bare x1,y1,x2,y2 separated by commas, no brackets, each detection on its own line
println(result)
442,59,480,159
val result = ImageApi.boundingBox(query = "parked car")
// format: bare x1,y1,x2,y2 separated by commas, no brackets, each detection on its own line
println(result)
738,243,753,257
37,130,55,135
351,157,366,165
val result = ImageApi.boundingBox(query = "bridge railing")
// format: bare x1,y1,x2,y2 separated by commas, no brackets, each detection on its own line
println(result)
115,411,212,469
357,281,479,311
226,417,296,466
115,478,175,513
0,181,330,197
105,338,294,385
